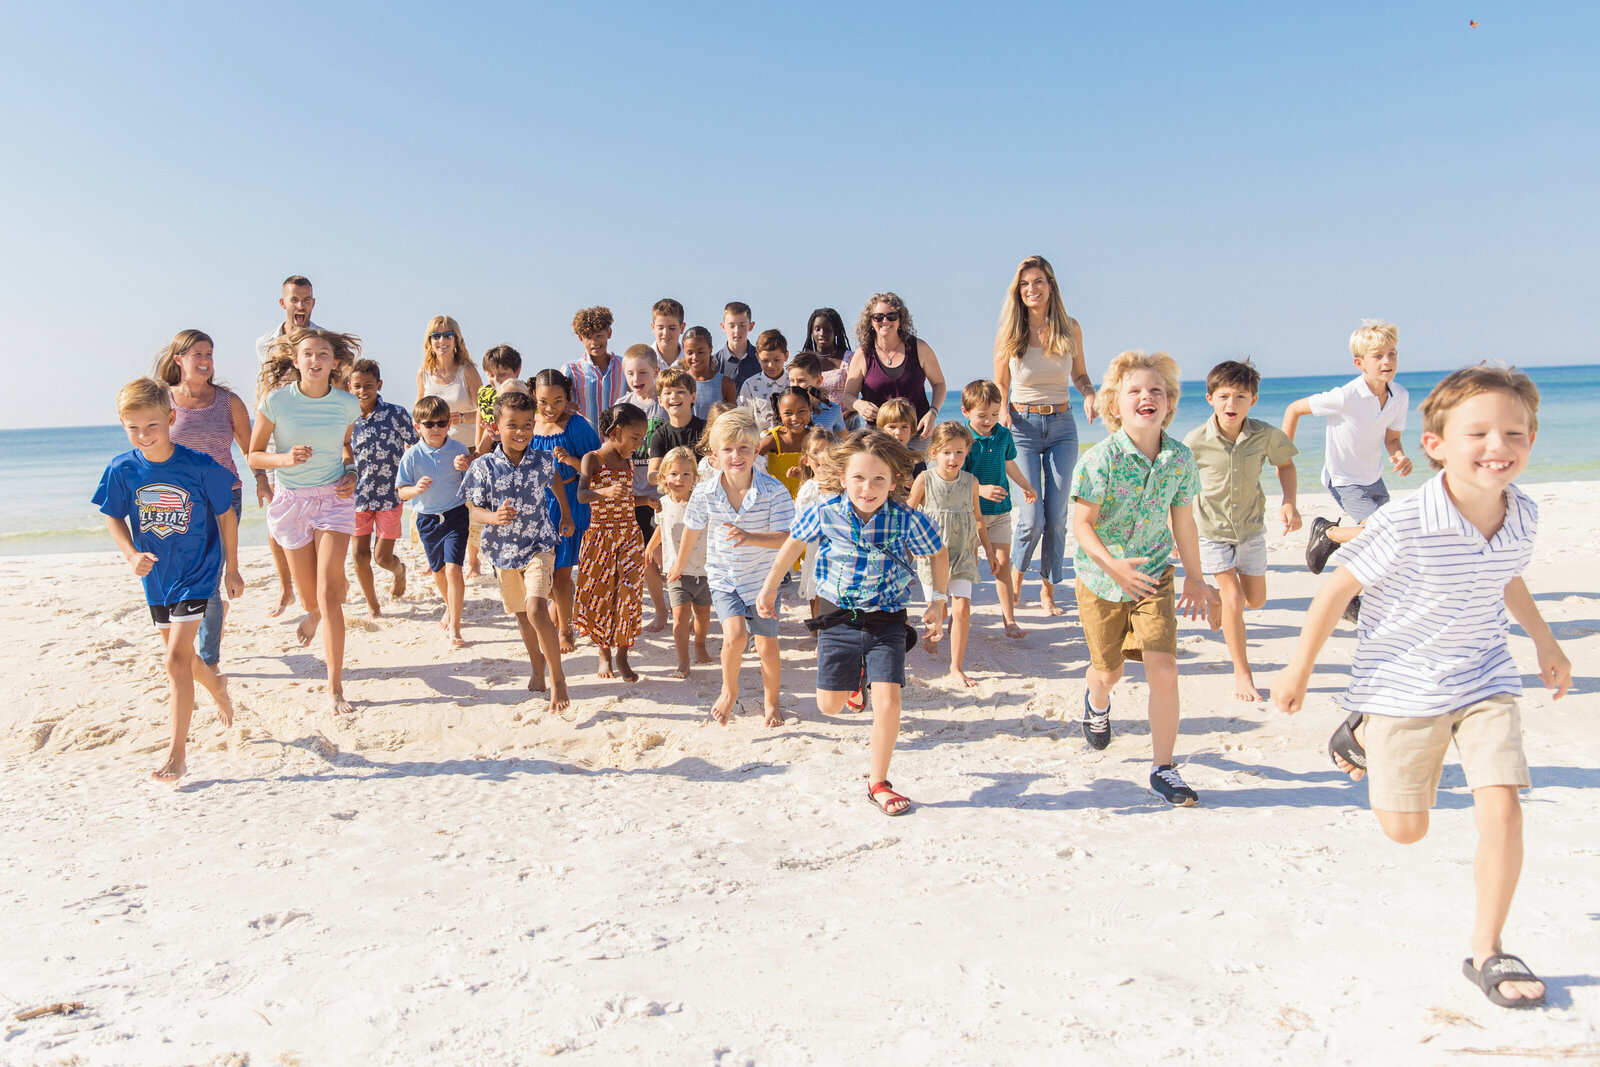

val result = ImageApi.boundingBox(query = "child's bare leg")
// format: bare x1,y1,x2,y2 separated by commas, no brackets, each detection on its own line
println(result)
552,568,576,653
352,533,380,615
1010,566,1029,609
867,682,906,809
513,611,546,692
1215,570,1260,701
992,545,1024,637
1143,651,1179,766
949,596,974,687
314,529,353,714
528,596,569,713
444,563,465,645
756,634,782,725
711,615,746,724
693,603,713,663
190,655,234,727
643,559,667,633
374,536,406,598
466,526,482,579
269,537,296,617
596,645,615,679
1087,663,1122,709
152,620,201,782
1039,578,1067,617
1329,520,1365,544
616,645,637,683
284,540,323,646
816,689,850,716
1468,786,1544,1002
672,604,693,676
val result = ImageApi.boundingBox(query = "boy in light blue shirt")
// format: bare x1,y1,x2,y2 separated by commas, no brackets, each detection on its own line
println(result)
397,395,472,646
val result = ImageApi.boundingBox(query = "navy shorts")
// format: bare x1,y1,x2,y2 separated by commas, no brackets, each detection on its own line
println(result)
816,616,909,690
416,504,469,571
150,598,210,628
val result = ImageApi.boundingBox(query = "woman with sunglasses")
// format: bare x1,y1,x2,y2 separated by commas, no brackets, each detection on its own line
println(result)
416,315,485,574
841,293,947,452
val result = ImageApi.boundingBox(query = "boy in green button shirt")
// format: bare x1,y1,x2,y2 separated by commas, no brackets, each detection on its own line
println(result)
1071,350,1217,805
1183,360,1301,703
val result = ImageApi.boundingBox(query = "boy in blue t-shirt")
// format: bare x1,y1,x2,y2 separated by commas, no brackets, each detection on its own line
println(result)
94,378,244,784
398,394,472,646
960,379,1036,639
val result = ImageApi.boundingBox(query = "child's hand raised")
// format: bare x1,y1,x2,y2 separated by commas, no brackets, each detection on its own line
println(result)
1281,502,1303,534
128,551,158,578
1391,451,1413,476
1106,555,1159,600
415,475,433,492
978,485,1008,503
453,453,471,472
723,523,754,545
553,446,577,467
493,499,517,526
602,480,632,501
286,445,313,466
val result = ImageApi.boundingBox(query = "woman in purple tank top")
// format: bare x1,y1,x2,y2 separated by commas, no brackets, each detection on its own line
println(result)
156,328,255,675
841,292,947,450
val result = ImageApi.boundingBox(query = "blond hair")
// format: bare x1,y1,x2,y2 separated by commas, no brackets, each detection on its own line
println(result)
659,445,700,486
1349,319,1398,359
1419,363,1540,470
703,407,759,453
928,420,975,453
875,397,916,429
151,329,216,387
798,427,839,480
816,429,917,502
117,377,171,418
421,315,470,378
260,328,361,397
1100,350,1182,432
995,254,1075,363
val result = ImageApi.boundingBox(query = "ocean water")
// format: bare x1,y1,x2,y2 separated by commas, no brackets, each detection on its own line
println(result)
3,364,1594,556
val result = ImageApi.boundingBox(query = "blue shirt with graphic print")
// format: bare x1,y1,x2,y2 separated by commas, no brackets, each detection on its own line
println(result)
93,444,236,605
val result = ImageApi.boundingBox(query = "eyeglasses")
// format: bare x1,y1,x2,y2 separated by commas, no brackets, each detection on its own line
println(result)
419,419,451,429
429,331,456,341
871,312,901,324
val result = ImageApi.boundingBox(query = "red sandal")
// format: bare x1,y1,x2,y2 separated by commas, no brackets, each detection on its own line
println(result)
867,780,911,816
844,668,867,712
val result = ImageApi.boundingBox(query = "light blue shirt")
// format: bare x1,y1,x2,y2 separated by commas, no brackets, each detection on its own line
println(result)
258,383,361,491
684,469,795,601
397,438,469,514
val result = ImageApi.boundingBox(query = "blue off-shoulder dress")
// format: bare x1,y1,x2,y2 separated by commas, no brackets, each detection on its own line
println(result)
530,412,602,570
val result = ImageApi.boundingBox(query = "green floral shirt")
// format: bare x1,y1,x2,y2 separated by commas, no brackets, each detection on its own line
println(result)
1070,429,1199,602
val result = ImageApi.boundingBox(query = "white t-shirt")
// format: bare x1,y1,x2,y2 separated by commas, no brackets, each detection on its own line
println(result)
658,494,707,577
1307,376,1409,487
739,371,790,431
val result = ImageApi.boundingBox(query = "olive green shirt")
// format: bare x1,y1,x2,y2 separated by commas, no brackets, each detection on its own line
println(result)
1182,415,1298,544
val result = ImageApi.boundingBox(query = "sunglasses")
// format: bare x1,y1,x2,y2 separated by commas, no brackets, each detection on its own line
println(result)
871,312,901,324
429,331,456,341
418,419,451,429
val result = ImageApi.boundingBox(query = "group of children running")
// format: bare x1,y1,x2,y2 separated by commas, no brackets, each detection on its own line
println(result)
98,290,1571,1009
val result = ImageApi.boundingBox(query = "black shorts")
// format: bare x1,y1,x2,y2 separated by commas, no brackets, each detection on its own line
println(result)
813,602,913,690
150,598,210,628
635,504,656,539
416,504,469,571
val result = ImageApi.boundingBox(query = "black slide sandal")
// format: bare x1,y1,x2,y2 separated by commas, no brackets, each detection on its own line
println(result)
1463,953,1547,1009
1328,712,1367,772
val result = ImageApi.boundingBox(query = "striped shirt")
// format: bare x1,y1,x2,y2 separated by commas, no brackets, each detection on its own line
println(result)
684,469,796,601
562,355,627,425
170,385,240,488
791,495,944,612
1338,473,1537,719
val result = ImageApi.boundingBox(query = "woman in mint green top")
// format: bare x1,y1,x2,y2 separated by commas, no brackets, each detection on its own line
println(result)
248,327,364,716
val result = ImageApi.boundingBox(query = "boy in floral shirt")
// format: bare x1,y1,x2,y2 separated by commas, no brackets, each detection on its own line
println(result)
1070,350,1217,805
464,390,574,714
348,359,417,616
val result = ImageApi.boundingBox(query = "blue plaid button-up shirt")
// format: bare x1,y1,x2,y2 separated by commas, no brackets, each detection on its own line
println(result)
790,495,943,612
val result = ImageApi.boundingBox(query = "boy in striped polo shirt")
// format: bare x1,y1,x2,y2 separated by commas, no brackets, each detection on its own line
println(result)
1274,365,1571,1010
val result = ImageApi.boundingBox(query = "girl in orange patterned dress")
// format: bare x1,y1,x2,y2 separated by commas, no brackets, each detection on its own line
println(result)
574,403,650,681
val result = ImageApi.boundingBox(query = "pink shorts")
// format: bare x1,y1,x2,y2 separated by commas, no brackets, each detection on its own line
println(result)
354,506,403,539
268,483,357,550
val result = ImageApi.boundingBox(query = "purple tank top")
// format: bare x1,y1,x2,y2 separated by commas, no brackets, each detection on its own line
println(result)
860,336,929,420
170,385,240,487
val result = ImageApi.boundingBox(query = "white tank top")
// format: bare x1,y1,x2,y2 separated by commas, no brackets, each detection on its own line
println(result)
422,364,476,448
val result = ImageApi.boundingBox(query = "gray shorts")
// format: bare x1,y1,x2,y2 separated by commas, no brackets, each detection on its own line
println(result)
1199,533,1268,577
667,573,712,609
1328,478,1390,522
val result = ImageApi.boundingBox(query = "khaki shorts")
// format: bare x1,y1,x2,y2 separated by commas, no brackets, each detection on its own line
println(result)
497,551,556,613
1363,694,1529,813
983,511,1012,547
1076,566,1177,671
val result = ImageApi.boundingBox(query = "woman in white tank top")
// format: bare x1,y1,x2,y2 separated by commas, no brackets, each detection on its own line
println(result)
416,314,485,573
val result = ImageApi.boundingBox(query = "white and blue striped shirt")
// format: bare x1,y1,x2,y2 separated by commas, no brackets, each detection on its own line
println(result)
684,469,796,601
1337,473,1537,718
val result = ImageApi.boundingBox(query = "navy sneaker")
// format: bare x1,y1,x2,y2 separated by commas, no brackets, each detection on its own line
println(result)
1082,691,1111,750
1341,594,1362,625
1149,764,1199,806
1306,516,1339,574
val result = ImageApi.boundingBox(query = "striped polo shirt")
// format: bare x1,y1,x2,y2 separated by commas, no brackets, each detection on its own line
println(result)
684,468,796,601
1337,473,1537,719
562,354,627,425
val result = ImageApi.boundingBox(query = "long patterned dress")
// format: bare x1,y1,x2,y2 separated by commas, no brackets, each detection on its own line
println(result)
573,465,644,648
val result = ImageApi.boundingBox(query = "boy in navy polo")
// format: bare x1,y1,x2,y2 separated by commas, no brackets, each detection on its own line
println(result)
95,378,244,783
1275,364,1570,1010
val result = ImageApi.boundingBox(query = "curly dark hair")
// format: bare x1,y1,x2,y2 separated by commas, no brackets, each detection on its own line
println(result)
571,306,614,338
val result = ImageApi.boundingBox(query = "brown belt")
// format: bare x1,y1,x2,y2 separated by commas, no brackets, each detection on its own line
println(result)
1011,402,1063,415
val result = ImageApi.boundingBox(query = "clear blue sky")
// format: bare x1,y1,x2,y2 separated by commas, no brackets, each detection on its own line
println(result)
3,2,1595,428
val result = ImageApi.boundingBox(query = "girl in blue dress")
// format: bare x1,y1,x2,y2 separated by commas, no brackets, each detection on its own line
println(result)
531,367,602,652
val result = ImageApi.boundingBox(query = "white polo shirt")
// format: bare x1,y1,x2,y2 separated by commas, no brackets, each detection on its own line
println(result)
1337,473,1537,718
1307,376,1408,487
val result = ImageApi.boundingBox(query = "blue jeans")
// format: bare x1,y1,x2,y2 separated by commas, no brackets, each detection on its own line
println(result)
1010,408,1078,585
196,487,244,666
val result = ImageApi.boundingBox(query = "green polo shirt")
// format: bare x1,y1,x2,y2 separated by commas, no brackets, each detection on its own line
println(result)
1070,429,1200,602
1182,416,1298,544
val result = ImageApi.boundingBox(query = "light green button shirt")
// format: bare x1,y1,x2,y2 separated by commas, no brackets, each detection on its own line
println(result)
1182,416,1298,543
1070,430,1200,602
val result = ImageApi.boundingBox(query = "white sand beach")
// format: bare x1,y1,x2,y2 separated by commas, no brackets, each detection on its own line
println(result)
3,484,1598,1065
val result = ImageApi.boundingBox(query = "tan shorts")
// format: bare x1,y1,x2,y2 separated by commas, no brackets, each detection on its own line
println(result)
497,551,556,613
1363,694,1529,813
983,511,1013,547
1076,566,1177,671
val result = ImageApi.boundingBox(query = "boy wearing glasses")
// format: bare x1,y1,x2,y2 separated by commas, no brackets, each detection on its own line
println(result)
397,396,473,647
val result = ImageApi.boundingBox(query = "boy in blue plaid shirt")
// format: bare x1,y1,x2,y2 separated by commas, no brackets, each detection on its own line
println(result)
759,430,949,816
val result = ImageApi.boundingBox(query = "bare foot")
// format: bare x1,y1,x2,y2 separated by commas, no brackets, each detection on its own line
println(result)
150,754,186,783
597,660,615,680
1040,583,1067,617
949,668,976,688
763,705,783,727
296,612,320,647
1234,672,1263,702
528,669,548,693
560,629,577,655
329,691,354,716
694,645,714,665
644,614,666,634
548,681,571,715
270,587,295,618
365,601,382,618
214,674,235,728
1003,620,1026,639
617,653,638,683
673,662,691,679
390,563,407,599
466,564,482,580
710,690,736,725
449,633,467,648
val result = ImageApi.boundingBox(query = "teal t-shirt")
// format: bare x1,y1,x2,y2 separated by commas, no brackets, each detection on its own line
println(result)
260,383,362,490
964,423,1018,516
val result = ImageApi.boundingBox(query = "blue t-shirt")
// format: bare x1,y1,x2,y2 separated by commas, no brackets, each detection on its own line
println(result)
93,445,236,605
259,383,362,490
964,423,1018,516
350,398,417,512
396,438,469,514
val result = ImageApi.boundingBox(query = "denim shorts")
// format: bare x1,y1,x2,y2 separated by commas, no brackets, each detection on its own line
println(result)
1199,533,1268,577
711,586,780,638
1328,479,1390,523
816,618,908,690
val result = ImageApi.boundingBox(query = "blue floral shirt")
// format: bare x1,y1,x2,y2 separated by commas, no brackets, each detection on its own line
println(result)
462,447,564,570
350,398,417,513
